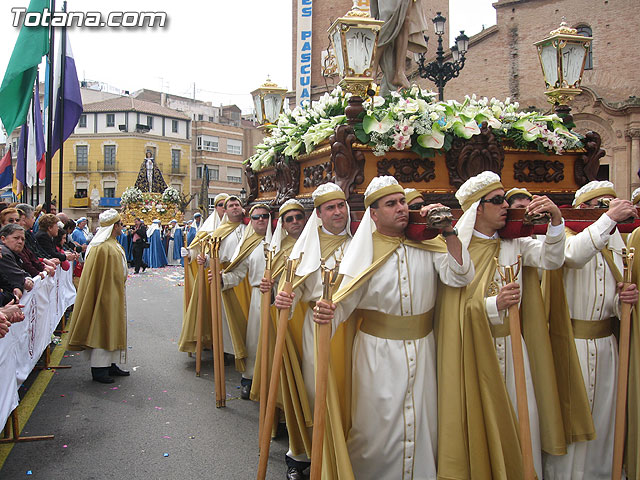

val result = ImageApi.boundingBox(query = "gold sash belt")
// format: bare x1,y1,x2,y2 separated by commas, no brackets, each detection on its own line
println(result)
358,309,434,340
490,321,511,338
571,318,615,339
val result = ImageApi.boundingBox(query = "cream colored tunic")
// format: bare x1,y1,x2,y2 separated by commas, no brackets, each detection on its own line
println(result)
479,223,565,480
544,213,622,480
333,243,473,480
221,239,266,380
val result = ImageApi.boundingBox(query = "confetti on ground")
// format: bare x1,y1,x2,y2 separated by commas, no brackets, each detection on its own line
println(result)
163,453,169,457
63,445,67,448
26,471,32,475
155,406,163,410
162,435,171,439
111,387,118,390
189,436,195,439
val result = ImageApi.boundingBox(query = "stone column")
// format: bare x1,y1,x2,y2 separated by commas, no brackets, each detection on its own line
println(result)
627,128,640,194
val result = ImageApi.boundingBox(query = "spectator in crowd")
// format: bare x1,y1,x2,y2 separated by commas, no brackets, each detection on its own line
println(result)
0,301,24,339
0,223,34,301
15,204,56,267
35,214,72,262
0,207,20,226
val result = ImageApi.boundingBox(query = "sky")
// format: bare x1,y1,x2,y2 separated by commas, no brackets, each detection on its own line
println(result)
0,0,497,139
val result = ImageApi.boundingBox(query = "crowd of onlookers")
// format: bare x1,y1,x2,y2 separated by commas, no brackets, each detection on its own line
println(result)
0,200,89,339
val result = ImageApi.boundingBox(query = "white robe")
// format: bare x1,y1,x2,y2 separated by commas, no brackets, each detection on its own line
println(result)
167,226,178,265
478,222,566,480
333,242,473,480
221,240,266,380
544,213,622,480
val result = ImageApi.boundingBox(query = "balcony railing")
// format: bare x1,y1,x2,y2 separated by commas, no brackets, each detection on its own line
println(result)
69,197,89,208
70,161,89,172
170,164,187,176
99,197,121,207
98,160,118,172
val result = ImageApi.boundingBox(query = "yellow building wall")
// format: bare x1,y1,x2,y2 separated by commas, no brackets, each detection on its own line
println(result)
50,135,191,210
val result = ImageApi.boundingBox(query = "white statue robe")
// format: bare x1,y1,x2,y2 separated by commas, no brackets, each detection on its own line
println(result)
332,242,473,480
221,240,266,380
477,223,565,479
544,213,622,480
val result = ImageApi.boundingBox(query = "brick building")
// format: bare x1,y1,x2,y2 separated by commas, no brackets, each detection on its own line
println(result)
291,0,640,198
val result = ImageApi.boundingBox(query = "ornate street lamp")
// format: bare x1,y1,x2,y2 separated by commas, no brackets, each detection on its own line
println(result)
251,78,288,125
239,187,247,205
534,19,592,120
328,4,384,122
416,12,469,101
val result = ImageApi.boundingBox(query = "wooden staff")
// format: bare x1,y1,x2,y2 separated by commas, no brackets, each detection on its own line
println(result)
195,246,206,377
210,237,226,408
257,255,301,480
495,256,535,480
612,247,635,480
259,245,273,437
310,257,341,480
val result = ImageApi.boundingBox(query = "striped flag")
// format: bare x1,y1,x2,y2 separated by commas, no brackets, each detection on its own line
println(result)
0,147,12,189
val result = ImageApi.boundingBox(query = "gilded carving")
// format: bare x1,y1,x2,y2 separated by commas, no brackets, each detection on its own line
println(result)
513,159,564,183
445,121,505,187
303,161,334,188
376,157,436,183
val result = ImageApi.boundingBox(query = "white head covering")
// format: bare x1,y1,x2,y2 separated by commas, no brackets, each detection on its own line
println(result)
404,188,423,204
76,216,87,224
290,182,349,277
86,209,121,258
454,171,504,248
505,187,533,202
632,187,640,206
339,176,404,280
270,199,304,255
573,180,617,207
147,219,161,237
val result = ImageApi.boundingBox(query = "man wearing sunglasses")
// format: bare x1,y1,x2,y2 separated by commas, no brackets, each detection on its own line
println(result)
210,192,229,232
435,171,566,479
274,183,351,480
221,204,272,399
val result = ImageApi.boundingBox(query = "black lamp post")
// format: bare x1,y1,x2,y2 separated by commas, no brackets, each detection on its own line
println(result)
239,187,247,205
416,12,469,101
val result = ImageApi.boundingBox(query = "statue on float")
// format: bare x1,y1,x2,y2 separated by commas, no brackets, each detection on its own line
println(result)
135,150,168,193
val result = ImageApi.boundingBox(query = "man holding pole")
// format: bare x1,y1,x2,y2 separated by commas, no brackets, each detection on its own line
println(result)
544,180,639,479
221,203,272,399
273,183,351,480
311,176,473,479
433,171,566,479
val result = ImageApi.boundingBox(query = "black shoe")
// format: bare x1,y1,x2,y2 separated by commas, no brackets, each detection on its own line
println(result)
109,363,130,376
286,466,305,480
92,367,115,384
142,264,147,272
240,378,252,400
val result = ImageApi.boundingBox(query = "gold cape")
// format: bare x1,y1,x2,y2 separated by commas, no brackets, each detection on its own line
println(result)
321,232,448,480
178,221,252,373
436,237,565,480
622,228,640,479
67,237,127,352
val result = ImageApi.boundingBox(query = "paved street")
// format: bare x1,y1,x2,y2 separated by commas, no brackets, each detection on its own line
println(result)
0,266,288,479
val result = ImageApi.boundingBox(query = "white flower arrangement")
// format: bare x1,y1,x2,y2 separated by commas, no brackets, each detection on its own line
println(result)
245,86,584,171
121,186,143,205
162,186,181,204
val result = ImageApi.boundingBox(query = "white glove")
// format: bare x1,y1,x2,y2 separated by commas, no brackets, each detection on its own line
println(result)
181,247,189,258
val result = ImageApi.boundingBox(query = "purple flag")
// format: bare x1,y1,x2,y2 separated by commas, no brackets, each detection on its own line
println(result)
51,31,83,156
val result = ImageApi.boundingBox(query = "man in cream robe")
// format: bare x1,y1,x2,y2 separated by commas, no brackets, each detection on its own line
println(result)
179,195,245,356
68,209,129,384
438,171,567,480
274,183,351,480
313,176,474,480
544,181,639,480
221,204,272,399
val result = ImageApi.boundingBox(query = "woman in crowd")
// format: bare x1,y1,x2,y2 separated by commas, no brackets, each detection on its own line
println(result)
0,223,34,301
0,207,20,226
35,214,72,262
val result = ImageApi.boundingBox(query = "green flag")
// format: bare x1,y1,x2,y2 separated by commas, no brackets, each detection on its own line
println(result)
0,0,49,136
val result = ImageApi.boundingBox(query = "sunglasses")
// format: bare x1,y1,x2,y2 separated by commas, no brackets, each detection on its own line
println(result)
408,202,425,211
216,203,224,207
251,213,270,220
480,195,506,205
283,213,304,223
